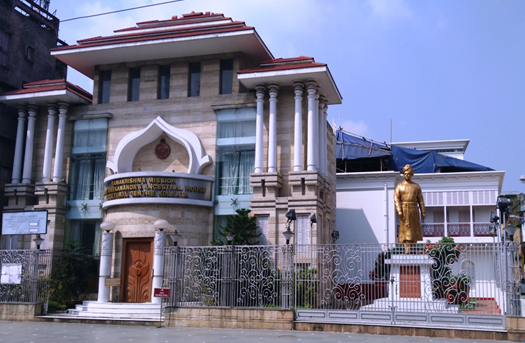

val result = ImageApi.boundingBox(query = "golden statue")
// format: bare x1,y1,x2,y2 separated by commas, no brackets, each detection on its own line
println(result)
394,164,426,254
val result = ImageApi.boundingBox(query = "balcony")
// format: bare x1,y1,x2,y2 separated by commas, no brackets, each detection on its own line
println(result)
421,222,493,238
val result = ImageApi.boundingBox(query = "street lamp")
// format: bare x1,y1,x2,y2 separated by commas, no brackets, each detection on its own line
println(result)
226,232,234,245
283,209,296,245
170,230,182,246
33,234,44,250
100,220,116,233
154,219,169,232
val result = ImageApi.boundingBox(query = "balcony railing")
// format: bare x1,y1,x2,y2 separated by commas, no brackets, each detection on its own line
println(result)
422,223,445,237
421,222,494,238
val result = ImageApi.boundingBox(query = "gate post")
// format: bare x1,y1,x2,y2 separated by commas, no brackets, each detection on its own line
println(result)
281,244,294,309
152,228,167,303
97,222,114,302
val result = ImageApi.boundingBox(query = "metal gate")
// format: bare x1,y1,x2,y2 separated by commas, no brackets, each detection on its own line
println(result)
163,242,518,330
294,243,517,330
0,249,52,312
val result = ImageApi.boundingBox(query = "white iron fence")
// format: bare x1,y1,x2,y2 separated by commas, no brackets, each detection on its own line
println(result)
163,242,520,330
0,249,52,312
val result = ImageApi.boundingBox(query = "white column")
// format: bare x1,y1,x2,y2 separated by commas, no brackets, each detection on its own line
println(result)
11,107,27,184
97,230,114,302
306,81,317,171
42,103,57,183
152,229,167,303
318,97,326,177
21,105,38,184
314,88,320,173
52,102,68,182
254,86,265,173
322,99,329,177
293,82,304,171
268,84,278,173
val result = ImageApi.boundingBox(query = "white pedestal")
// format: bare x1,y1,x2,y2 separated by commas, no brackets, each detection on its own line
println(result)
363,254,458,313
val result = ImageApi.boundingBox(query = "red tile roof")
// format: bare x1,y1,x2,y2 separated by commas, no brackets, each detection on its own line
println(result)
239,56,326,74
52,12,252,52
1,79,92,102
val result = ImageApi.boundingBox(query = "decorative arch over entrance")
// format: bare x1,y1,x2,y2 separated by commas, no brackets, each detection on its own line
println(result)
106,116,212,174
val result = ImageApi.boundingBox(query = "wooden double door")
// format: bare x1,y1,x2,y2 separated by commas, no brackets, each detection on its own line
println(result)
120,238,153,303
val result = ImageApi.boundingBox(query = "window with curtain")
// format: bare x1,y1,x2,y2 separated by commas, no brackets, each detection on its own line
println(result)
296,214,310,251
68,219,101,256
256,216,268,245
216,108,256,196
69,119,107,200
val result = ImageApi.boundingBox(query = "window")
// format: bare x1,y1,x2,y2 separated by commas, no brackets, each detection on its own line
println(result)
24,45,34,62
188,62,201,97
157,65,170,99
296,214,311,250
220,59,233,94
68,219,101,256
216,108,256,196
98,70,111,104
128,67,140,101
69,119,107,201
256,216,269,245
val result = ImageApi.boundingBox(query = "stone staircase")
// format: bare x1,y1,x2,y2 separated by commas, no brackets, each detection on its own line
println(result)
42,301,163,323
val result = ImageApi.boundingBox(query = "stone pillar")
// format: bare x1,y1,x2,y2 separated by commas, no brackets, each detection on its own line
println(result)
97,230,114,302
22,105,38,184
254,86,265,173
52,102,68,182
314,88,320,173
268,84,279,173
293,82,304,172
306,81,317,171
42,103,57,183
152,229,167,303
321,99,329,177
318,97,326,177
11,107,27,184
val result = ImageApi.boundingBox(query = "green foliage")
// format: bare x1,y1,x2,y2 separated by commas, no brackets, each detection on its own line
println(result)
49,241,98,307
296,267,318,308
213,208,260,245
424,237,471,305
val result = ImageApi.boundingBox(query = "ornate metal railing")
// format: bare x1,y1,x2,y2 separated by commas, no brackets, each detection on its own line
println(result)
0,249,52,311
447,222,471,237
473,222,493,237
422,223,445,237
163,242,519,319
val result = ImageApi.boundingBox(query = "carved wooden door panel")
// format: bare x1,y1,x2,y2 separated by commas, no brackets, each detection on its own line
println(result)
121,238,153,303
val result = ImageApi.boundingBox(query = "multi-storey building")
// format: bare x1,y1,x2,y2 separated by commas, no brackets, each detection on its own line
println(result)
0,0,66,237
0,12,341,302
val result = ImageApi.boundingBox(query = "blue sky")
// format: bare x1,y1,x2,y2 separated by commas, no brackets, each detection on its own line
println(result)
50,0,525,192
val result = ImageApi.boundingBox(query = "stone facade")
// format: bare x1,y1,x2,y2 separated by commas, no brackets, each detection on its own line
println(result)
0,12,341,303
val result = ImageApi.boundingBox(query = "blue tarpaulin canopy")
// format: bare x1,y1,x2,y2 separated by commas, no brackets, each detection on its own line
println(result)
336,130,493,173
335,130,391,160
388,145,493,173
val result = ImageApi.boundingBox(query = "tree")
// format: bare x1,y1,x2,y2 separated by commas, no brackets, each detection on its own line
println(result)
213,208,260,245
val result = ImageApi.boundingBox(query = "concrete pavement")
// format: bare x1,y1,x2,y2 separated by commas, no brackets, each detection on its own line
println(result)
0,321,513,343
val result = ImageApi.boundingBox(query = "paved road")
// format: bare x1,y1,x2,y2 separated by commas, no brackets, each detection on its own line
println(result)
0,321,512,343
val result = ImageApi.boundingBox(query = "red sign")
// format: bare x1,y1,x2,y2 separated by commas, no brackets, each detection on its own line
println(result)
154,287,170,298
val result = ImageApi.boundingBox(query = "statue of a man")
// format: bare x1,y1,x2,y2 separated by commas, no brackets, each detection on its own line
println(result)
394,164,426,254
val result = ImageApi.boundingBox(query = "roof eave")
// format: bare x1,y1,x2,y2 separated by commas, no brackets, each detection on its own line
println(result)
238,65,342,105
0,89,92,106
52,29,273,79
